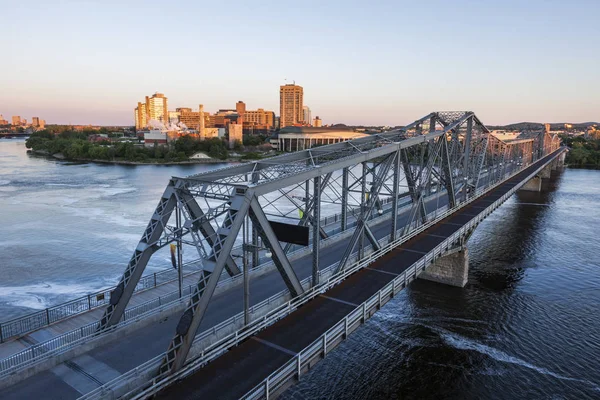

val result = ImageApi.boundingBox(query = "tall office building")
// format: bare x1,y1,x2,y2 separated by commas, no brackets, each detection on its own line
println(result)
145,93,168,123
12,116,21,126
279,84,303,128
32,117,40,127
0,115,8,125
313,116,322,127
303,106,311,126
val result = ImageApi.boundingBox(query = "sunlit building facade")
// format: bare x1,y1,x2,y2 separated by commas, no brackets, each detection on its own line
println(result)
279,84,303,128
146,93,168,123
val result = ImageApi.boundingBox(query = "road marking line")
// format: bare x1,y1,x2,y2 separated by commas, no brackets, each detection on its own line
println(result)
320,295,359,308
252,337,297,356
424,233,447,239
365,267,399,277
441,222,463,226
401,248,428,255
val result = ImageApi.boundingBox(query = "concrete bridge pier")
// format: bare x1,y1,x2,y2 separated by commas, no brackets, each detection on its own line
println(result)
419,246,469,287
551,152,566,170
520,163,554,192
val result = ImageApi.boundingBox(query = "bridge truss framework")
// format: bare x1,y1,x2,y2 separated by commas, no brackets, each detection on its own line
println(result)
97,111,560,377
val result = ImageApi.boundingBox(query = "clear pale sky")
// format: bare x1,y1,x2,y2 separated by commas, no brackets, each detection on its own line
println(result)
1,0,599,126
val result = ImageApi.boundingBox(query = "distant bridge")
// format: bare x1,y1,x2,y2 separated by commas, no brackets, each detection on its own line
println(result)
0,111,564,400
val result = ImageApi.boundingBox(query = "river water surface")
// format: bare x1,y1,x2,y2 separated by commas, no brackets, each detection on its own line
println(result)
1,139,599,399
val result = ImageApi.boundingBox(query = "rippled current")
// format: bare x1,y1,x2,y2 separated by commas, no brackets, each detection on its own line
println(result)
1,139,600,399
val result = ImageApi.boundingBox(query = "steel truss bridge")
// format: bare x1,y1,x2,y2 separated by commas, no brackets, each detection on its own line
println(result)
0,111,564,400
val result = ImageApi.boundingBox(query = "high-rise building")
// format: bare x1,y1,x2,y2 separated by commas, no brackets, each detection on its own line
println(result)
39,120,46,129
145,93,168,124
279,84,303,128
12,116,21,126
0,115,8,125
313,116,322,127
134,102,147,130
32,117,40,127
303,106,311,126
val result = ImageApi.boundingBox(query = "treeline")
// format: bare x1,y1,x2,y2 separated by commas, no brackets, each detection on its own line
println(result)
561,135,600,167
25,130,231,162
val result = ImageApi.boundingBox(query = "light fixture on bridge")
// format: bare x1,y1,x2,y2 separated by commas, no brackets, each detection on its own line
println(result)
265,251,273,258
378,209,383,215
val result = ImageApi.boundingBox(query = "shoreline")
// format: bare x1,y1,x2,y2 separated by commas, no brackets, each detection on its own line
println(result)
27,150,238,165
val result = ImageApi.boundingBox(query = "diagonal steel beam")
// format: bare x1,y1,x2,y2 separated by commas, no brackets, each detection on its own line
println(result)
99,181,177,330
159,190,253,374
176,188,241,276
249,198,304,296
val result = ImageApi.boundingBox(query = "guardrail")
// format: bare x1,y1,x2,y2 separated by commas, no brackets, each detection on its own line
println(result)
0,199,402,378
241,149,566,399
112,148,564,400
0,263,202,343
0,195,393,344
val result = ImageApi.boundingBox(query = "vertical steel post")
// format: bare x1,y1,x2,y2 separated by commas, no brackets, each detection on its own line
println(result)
359,162,367,259
312,176,321,287
391,151,400,241
176,204,183,299
462,117,473,202
341,167,348,231
243,217,250,325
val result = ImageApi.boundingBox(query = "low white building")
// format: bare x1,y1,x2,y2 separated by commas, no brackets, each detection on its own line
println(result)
277,127,368,152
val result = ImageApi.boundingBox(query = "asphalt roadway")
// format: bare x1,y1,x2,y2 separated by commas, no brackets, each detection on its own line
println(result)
0,160,530,399
155,151,562,400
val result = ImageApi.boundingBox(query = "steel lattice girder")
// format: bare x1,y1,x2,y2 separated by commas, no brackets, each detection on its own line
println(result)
98,111,563,375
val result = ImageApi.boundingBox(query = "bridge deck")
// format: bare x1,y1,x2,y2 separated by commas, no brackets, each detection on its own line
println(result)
154,152,557,400
0,182,455,398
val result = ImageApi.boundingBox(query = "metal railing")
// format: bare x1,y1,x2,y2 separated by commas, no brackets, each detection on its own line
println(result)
98,148,564,400
0,148,564,393
0,196,388,344
241,150,566,399
0,263,202,343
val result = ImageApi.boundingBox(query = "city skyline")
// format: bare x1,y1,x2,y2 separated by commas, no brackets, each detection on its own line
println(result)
1,1,599,126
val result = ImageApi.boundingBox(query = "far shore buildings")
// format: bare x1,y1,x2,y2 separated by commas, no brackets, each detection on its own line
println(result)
277,126,368,152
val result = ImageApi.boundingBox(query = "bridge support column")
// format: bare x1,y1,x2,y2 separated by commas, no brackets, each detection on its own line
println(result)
419,246,468,287
519,176,542,192
551,152,565,170
538,164,552,179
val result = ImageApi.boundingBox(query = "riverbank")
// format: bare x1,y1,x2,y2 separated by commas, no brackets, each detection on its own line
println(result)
27,149,238,165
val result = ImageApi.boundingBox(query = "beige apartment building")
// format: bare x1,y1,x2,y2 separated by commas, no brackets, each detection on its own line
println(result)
244,108,275,128
279,84,303,128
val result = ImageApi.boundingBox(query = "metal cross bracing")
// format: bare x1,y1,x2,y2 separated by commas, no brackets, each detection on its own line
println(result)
97,111,561,377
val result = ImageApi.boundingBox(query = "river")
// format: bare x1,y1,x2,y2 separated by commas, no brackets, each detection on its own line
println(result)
1,139,600,399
